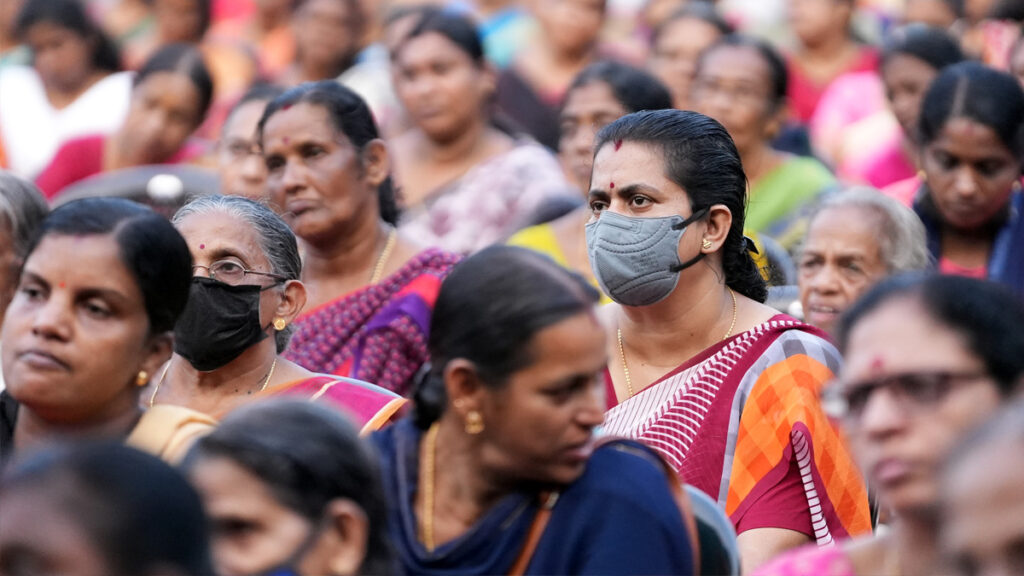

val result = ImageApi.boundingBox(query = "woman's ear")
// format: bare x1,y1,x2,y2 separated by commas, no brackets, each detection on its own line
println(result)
325,499,370,576
273,279,308,327
763,101,788,141
139,332,174,384
702,204,734,254
360,139,391,189
444,359,486,419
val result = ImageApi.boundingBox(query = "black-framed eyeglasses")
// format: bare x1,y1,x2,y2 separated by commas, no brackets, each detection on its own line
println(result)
821,370,991,423
193,260,288,287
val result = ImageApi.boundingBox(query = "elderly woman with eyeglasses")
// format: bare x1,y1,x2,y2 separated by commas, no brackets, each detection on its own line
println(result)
755,274,1024,576
146,195,405,430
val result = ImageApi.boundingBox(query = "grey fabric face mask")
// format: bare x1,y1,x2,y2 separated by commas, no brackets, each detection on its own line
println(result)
585,208,708,307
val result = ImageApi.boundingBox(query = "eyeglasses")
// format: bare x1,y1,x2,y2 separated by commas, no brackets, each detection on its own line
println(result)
821,370,991,423
193,260,288,287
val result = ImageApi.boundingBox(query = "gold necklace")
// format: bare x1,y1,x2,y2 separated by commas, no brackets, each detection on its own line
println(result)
617,288,738,400
369,228,397,285
419,422,440,552
147,357,277,408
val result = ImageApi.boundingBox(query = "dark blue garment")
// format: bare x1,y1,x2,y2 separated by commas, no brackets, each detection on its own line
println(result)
914,188,1024,297
369,418,696,575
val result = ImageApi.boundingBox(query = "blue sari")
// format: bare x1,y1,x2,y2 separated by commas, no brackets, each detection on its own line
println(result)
369,418,696,575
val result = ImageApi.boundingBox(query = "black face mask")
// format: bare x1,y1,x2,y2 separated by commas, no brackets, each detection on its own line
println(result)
174,277,272,372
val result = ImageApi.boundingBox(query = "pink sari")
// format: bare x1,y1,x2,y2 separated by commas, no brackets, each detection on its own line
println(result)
261,375,406,434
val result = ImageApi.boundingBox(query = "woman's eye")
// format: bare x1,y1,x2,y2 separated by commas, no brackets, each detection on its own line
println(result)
265,156,285,172
83,301,111,318
630,196,651,207
19,284,43,300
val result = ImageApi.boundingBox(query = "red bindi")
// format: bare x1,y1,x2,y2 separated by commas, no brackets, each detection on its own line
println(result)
199,243,205,250
59,282,65,289
869,356,885,373
613,139,623,151
609,182,615,189
282,103,292,111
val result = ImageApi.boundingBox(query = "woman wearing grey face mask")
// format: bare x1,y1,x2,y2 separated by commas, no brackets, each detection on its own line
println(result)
590,109,871,573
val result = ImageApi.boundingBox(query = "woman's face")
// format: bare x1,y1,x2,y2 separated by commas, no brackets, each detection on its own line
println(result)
293,0,359,72
219,100,271,200
0,484,112,576
942,439,1024,576
392,31,492,144
1,234,160,423
476,311,606,486
839,297,1002,515
263,103,384,243
558,81,628,192
691,45,780,155
24,22,96,93
175,211,285,331
154,0,206,43
798,206,890,334
122,71,203,165
533,0,606,57
788,0,850,46
189,455,331,576
648,17,724,110
921,117,1020,231
882,54,939,141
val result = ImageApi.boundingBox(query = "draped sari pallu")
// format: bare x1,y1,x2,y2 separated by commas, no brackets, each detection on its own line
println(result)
285,249,461,396
603,316,871,544
262,375,407,435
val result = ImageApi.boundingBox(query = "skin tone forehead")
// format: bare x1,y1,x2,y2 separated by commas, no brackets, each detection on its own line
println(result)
262,103,347,152
561,81,628,121
697,45,773,91
931,117,1014,160
656,17,722,53
22,235,145,310
589,140,676,196
843,297,982,381
223,100,270,143
176,211,272,271
803,206,886,262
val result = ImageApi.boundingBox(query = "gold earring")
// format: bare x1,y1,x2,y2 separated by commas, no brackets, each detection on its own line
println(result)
464,411,485,435
136,371,149,387
273,317,287,331
702,238,713,251
917,169,927,183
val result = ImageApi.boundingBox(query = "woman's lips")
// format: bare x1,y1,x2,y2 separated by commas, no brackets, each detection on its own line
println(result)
871,458,914,487
17,349,70,371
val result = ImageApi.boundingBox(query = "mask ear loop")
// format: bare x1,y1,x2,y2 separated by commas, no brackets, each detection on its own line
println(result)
668,207,710,273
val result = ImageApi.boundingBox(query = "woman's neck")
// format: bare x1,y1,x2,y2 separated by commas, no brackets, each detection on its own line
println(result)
619,269,735,369
740,144,780,188
14,395,141,454
803,30,853,61
891,513,941,575
426,417,510,543
46,70,106,110
418,116,497,166
302,219,388,282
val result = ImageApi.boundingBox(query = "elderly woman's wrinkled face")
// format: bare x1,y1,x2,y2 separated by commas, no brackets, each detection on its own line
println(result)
798,206,889,334
262,102,385,243
839,297,1002,516
691,45,781,154
475,311,606,486
942,439,1024,576
1,234,160,422
922,117,1020,231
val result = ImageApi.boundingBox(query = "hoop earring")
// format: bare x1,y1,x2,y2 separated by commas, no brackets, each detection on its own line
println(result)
464,411,485,435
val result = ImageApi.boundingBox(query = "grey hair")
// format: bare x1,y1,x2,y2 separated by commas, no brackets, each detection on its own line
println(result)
0,171,49,261
806,187,931,273
173,195,302,353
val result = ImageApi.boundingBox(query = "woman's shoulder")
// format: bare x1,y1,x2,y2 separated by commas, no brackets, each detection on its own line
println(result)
570,438,678,505
756,316,840,364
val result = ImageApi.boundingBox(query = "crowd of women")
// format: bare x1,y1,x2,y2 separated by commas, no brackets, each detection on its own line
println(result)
3,0,1024,575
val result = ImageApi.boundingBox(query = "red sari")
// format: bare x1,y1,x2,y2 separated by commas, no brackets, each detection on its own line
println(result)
602,315,870,544
261,375,406,434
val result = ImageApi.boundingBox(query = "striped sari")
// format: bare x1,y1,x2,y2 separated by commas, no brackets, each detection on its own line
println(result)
603,315,870,544
260,375,407,435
